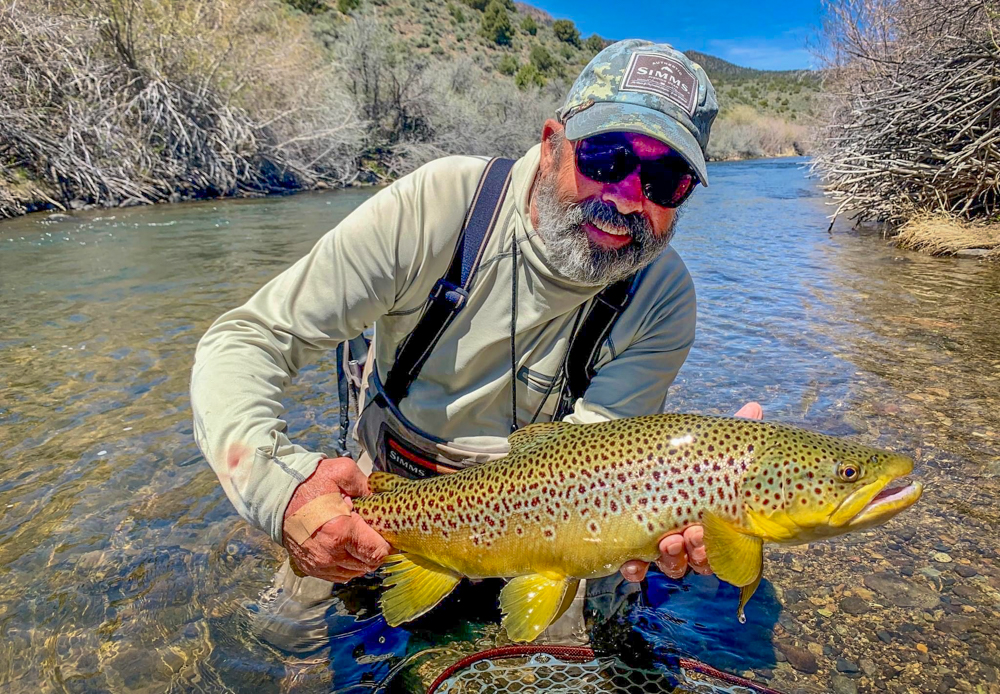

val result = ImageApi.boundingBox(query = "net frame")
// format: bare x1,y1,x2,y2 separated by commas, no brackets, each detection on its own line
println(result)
424,645,786,694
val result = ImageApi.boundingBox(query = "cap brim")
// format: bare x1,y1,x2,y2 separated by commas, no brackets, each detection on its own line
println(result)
564,102,709,186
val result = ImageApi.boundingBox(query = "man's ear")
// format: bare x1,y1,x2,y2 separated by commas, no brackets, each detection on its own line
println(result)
539,118,565,174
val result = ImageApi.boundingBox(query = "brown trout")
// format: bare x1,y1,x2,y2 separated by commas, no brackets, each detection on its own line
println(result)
353,414,922,642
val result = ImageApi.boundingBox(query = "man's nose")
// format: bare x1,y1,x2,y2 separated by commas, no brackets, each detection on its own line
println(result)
601,171,644,215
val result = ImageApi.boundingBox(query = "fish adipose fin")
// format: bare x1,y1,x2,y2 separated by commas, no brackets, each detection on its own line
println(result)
379,553,462,626
507,422,569,455
702,511,764,624
500,573,580,642
368,471,415,494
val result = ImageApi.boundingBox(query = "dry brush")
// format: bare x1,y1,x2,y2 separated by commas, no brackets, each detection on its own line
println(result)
0,0,364,218
812,0,1000,230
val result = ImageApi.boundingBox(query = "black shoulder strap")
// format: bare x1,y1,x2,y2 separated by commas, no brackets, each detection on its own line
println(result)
383,157,516,404
554,275,637,420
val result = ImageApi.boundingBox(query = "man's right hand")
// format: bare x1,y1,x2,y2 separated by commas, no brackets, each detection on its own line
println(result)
282,457,391,583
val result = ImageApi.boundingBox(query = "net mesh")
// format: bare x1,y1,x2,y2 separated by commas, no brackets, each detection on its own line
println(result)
429,652,763,694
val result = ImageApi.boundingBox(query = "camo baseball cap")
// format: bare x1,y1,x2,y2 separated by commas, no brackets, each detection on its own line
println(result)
558,39,718,186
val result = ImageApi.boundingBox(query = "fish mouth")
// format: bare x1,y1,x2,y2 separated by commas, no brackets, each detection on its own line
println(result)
844,479,923,530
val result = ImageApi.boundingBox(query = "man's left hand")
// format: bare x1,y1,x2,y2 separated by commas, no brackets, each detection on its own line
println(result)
619,401,764,583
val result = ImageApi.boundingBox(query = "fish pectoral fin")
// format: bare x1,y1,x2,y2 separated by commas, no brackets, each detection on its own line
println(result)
701,511,764,623
368,471,414,494
738,570,763,625
507,422,568,455
379,553,462,626
499,574,580,643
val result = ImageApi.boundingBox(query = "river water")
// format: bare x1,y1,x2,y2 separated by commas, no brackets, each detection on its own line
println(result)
1,158,999,694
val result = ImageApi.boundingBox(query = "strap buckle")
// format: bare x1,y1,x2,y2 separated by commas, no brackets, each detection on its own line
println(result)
429,279,468,309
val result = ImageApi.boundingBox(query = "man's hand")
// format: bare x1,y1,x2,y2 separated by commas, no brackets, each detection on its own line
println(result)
282,457,391,583
620,402,764,583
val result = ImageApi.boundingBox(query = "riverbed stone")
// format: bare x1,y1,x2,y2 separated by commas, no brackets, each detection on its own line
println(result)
830,674,859,694
837,658,861,674
955,247,992,258
864,571,941,609
936,616,975,634
840,596,870,615
776,643,818,674
954,565,978,578
952,584,980,600
859,657,877,677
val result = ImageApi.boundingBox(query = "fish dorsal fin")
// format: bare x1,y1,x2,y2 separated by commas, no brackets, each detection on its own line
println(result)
702,511,764,624
499,573,580,642
507,422,568,455
379,553,462,626
368,471,415,494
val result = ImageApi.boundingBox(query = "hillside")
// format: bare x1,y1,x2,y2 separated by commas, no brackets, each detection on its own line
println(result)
0,0,816,219
685,51,820,121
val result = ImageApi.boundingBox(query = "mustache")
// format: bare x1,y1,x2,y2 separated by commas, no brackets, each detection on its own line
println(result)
574,198,653,240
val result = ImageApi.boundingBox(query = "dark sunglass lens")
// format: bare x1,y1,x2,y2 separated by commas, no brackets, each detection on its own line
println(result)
576,137,637,184
641,159,698,208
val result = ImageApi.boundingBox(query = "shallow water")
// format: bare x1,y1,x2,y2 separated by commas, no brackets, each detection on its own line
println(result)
1,158,999,693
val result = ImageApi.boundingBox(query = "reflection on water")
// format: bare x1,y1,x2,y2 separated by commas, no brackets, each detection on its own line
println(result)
2,159,999,693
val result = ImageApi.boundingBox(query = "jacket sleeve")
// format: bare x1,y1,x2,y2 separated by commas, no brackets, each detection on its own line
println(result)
190,157,480,543
563,249,696,424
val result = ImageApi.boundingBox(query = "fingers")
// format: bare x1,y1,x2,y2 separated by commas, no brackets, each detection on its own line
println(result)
656,534,688,579
323,457,371,497
619,560,649,583
285,513,390,583
734,402,763,420
683,525,712,575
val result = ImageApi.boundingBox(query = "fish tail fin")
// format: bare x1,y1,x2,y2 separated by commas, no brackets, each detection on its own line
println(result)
379,553,462,626
499,574,580,643
368,471,414,494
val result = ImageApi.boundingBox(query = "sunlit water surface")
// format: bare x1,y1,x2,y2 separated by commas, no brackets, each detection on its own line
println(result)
2,159,999,694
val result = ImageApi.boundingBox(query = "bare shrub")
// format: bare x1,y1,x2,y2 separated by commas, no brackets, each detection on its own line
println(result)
0,0,363,218
812,0,1000,226
334,14,556,177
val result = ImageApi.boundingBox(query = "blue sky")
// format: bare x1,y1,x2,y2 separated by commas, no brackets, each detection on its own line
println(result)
528,1,824,71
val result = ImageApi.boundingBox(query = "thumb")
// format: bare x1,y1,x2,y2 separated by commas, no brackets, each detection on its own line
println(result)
342,514,392,567
734,402,763,420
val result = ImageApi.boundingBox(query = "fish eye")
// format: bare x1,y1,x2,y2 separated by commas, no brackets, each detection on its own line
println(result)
836,462,862,482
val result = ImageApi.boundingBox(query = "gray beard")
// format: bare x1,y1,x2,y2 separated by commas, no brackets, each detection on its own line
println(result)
533,173,677,286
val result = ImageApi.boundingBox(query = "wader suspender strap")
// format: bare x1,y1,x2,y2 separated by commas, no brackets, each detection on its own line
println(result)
554,275,637,420
383,157,516,405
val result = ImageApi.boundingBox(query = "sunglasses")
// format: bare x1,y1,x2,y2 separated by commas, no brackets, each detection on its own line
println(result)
573,133,699,208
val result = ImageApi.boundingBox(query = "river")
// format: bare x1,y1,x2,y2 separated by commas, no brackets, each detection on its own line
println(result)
1,158,999,693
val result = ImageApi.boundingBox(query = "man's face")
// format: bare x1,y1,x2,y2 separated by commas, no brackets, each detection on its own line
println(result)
533,121,683,286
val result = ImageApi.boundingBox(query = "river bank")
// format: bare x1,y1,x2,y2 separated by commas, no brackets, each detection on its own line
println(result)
1,1,814,223
0,150,811,223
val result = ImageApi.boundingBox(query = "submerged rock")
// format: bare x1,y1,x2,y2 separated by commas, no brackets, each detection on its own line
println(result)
863,571,941,609
776,643,818,674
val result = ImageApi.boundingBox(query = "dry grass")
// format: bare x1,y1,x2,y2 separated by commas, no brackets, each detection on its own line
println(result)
895,213,1000,259
707,105,811,161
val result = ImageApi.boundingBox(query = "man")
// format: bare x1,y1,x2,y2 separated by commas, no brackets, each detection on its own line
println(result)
191,39,760,618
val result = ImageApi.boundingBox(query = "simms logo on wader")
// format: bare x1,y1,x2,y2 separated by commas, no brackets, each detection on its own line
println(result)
620,53,699,117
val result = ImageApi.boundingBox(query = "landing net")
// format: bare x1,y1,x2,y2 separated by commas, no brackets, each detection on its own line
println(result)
424,645,784,694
